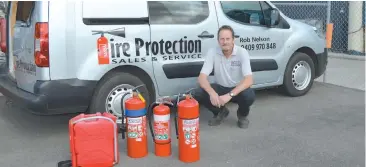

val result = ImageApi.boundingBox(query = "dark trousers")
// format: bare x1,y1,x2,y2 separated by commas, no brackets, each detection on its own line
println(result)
192,83,255,118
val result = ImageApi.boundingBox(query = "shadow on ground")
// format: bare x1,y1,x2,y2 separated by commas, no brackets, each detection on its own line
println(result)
0,86,282,137
0,82,364,167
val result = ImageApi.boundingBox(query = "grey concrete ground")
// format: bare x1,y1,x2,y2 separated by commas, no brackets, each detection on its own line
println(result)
0,82,364,167
316,56,365,91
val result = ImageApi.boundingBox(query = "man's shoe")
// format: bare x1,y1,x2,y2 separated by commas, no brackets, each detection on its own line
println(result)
208,106,229,126
237,117,249,129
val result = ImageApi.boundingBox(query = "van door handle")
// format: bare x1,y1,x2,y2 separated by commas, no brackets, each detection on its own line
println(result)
234,35,240,38
198,31,214,38
198,34,214,38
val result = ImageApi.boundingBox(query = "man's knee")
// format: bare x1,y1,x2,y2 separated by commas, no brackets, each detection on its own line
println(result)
191,86,208,102
192,83,219,96
237,88,255,106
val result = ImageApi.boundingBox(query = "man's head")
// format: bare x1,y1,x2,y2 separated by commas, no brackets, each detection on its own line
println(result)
217,25,235,53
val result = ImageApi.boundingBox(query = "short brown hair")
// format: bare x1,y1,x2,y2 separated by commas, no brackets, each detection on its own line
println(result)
217,25,235,39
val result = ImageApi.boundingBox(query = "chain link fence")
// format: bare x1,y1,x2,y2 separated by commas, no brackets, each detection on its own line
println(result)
0,1,6,17
272,1,365,56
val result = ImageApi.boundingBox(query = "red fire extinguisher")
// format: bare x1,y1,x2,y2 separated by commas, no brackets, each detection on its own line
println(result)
97,32,110,65
174,92,200,163
148,97,175,157
120,85,148,158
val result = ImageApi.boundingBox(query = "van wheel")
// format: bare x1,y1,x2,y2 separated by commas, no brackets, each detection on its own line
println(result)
281,52,315,97
88,71,151,127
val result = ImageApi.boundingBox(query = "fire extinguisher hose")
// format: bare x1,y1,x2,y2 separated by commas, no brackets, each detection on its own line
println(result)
120,92,131,140
148,102,159,143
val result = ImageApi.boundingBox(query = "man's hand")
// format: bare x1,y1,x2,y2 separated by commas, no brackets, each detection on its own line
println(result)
219,93,232,106
231,75,253,96
209,91,221,108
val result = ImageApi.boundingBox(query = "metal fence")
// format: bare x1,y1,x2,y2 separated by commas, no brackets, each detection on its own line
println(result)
0,1,6,17
272,1,365,56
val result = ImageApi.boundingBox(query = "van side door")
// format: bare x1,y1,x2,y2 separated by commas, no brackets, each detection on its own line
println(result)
148,1,219,96
215,1,286,86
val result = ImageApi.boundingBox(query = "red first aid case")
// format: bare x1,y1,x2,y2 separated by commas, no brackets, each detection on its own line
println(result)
68,112,119,167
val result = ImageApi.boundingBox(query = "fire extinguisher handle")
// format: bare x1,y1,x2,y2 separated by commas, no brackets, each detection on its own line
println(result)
169,90,196,106
162,101,174,107
132,84,146,93
168,94,183,107
184,88,196,95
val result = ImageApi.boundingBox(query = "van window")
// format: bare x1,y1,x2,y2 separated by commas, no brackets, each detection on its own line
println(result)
82,1,148,19
148,1,209,24
221,1,267,26
15,1,35,22
260,1,272,24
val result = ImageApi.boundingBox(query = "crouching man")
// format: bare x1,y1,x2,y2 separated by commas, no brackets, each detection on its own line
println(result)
193,25,255,129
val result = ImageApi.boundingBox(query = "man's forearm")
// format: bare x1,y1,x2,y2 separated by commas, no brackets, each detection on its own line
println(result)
231,75,253,95
198,75,216,95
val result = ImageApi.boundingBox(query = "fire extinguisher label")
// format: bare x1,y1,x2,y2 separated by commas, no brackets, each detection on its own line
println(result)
182,118,199,148
127,116,146,141
97,36,110,65
98,44,108,57
153,120,170,141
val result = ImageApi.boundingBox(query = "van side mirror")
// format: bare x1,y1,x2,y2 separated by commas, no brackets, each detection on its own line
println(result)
266,8,280,27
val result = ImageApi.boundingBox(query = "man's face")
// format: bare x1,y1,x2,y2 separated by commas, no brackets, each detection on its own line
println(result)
218,29,234,52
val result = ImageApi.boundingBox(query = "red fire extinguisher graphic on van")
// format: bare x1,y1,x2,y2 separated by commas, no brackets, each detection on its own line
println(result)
92,28,126,65
97,33,110,65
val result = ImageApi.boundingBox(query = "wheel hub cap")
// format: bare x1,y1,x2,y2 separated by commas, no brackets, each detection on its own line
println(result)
105,84,133,124
292,61,311,90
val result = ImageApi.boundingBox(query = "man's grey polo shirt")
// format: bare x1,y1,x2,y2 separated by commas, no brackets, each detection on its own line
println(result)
200,45,252,88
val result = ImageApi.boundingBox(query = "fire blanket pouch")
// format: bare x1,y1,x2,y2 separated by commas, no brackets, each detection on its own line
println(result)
68,112,119,167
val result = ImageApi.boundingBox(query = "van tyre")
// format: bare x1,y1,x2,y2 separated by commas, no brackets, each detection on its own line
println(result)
281,52,315,97
88,71,151,128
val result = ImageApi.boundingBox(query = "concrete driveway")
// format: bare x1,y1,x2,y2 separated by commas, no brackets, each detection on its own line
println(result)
0,82,364,167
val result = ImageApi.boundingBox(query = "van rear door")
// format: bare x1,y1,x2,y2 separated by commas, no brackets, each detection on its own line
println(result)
9,1,50,94
7,1,17,82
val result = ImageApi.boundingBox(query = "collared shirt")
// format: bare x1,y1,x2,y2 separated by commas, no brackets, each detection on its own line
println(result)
200,45,252,88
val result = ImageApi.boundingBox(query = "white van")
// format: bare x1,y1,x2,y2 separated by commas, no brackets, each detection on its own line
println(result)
0,1,327,121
